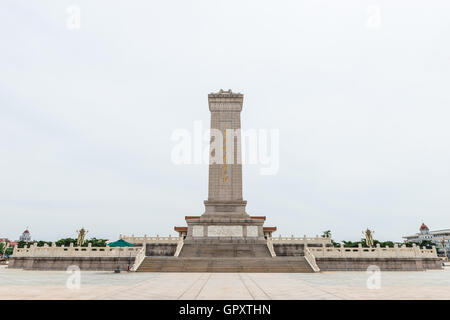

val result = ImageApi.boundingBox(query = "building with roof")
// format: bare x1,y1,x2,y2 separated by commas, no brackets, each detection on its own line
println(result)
19,229,31,242
403,223,450,258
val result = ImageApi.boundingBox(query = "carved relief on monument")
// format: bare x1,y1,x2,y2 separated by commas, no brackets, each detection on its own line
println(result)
246,226,258,237
220,122,232,186
192,226,204,237
207,225,243,237
215,206,235,212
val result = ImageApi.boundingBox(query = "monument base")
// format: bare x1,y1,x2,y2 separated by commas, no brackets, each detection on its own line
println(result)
179,211,271,258
185,216,266,239
179,238,271,258
179,215,270,258
203,200,248,217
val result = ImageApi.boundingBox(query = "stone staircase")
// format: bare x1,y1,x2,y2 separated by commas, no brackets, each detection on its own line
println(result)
136,256,315,273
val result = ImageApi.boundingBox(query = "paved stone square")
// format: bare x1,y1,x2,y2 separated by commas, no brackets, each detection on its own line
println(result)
1,266,449,300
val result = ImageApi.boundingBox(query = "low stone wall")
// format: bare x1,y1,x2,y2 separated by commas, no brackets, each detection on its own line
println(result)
316,257,443,271
120,235,179,244
273,244,304,256
146,243,177,256
13,244,141,258
8,257,136,271
273,243,332,256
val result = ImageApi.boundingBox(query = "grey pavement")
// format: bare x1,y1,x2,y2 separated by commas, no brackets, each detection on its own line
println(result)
1,266,449,300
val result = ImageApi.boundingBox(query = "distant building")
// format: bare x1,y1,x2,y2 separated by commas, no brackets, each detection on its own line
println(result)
19,229,31,242
403,223,450,258
0,238,10,244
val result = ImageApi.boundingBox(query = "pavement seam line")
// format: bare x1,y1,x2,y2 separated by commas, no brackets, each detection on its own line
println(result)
193,273,212,300
246,274,272,300
177,273,207,300
238,273,255,300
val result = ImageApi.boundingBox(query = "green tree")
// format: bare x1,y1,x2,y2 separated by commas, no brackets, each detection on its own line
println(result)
86,238,108,247
0,243,13,257
14,237,109,248
319,230,341,247
17,241,31,248
331,240,341,247
53,237,108,247
418,240,434,249
379,241,395,248
403,240,434,249
36,241,52,247
55,238,77,247
321,230,332,238
340,240,409,248
342,240,362,248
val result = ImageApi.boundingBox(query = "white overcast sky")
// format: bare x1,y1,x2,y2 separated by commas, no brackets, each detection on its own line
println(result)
1,0,449,242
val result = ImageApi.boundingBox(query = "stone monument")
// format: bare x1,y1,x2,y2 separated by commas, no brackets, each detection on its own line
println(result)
8,90,442,272
76,227,88,247
178,89,271,258
363,228,375,247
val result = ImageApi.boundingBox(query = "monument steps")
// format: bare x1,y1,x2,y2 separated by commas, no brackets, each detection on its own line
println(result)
137,256,314,273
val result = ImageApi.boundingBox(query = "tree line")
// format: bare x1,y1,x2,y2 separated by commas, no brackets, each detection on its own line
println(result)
321,230,436,250
1,238,110,258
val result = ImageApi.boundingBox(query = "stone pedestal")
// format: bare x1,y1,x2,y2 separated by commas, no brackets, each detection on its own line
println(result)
183,216,270,257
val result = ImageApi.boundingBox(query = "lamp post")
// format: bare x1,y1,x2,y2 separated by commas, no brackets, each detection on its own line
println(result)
115,247,121,273
441,237,448,261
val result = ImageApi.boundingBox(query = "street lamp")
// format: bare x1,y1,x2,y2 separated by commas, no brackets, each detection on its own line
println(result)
441,237,448,261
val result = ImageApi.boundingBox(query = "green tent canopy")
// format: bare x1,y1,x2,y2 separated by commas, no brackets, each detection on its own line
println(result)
108,239,134,247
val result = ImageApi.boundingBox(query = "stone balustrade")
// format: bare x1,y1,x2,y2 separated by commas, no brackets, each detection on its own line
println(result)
122,234,331,245
269,235,332,245
174,237,184,257
120,234,181,244
266,237,276,257
303,246,320,272
309,243,437,258
130,247,146,271
13,243,141,258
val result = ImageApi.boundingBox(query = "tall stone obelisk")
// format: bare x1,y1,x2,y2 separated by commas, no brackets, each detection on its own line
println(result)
203,89,247,218
180,90,270,257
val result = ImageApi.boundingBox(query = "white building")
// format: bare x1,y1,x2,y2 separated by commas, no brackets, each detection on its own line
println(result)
403,223,450,258
19,229,31,242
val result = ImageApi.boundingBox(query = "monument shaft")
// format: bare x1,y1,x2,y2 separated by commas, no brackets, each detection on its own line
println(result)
180,90,269,254
204,90,247,218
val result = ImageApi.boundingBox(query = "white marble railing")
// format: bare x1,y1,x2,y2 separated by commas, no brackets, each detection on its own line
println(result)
120,235,180,244
130,247,146,271
309,243,437,259
174,237,184,257
303,246,320,272
266,238,276,257
13,243,141,258
269,235,332,245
